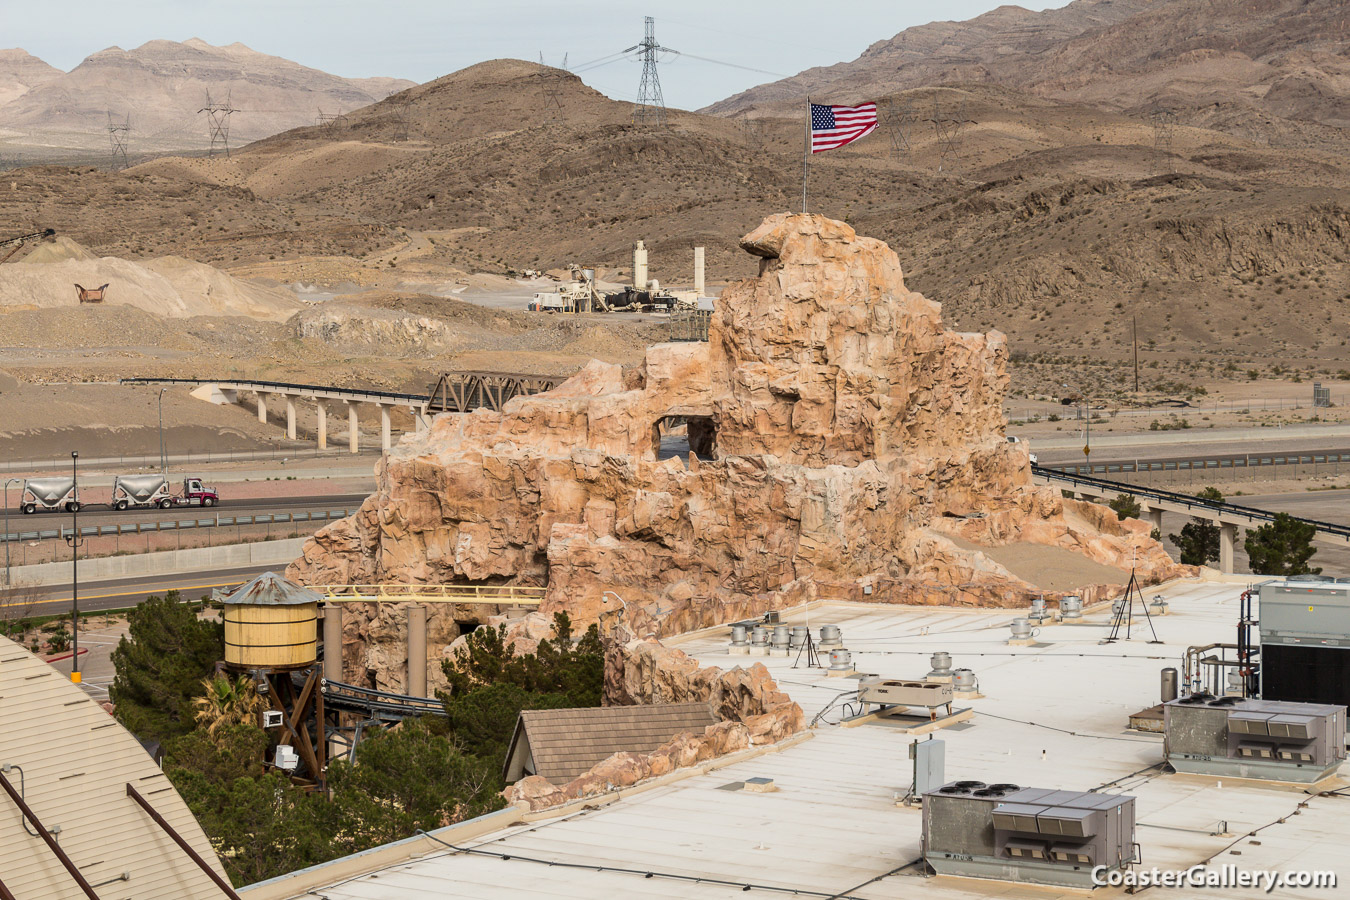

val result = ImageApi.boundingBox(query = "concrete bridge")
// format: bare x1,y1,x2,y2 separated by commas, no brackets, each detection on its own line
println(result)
122,372,567,453
1033,465,1350,573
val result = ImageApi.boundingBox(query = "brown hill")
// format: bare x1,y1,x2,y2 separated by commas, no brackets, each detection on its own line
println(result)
707,0,1350,147
6,59,1350,399
0,39,416,155
0,48,60,107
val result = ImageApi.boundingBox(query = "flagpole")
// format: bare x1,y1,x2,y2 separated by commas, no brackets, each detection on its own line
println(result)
802,97,810,214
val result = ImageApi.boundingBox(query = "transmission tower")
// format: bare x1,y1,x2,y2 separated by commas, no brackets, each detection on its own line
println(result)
315,109,349,135
929,97,969,172
106,112,131,171
885,98,915,158
1151,107,1177,175
739,117,764,152
390,96,412,142
627,16,670,126
198,90,237,158
538,52,569,120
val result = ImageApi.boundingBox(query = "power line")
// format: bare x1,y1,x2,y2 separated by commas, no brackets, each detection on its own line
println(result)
538,52,569,120
106,112,130,171
197,90,237,158
626,16,670,126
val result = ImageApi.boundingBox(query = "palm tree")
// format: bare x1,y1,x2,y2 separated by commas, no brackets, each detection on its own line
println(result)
193,674,265,736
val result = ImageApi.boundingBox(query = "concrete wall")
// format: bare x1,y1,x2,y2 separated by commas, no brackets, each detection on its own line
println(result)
9,538,307,585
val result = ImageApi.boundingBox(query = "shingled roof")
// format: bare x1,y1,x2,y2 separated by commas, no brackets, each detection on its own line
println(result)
503,702,717,785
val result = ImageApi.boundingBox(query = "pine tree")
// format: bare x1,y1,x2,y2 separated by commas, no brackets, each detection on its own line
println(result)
1245,513,1321,576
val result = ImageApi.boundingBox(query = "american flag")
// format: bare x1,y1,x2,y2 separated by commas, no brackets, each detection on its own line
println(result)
810,102,878,153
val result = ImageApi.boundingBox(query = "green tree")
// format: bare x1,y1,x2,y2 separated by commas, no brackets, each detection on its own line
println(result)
1245,513,1321,576
1169,486,1224,565
323,718,505,854
109,591,223,744
1108,493,1141,521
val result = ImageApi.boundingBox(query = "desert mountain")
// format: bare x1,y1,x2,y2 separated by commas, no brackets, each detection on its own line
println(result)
0,39,416,155
707,0,1350,144
5,56,1350,399
0,48,60,107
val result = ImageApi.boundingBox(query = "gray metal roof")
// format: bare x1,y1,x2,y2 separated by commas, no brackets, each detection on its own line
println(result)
216,570,322,606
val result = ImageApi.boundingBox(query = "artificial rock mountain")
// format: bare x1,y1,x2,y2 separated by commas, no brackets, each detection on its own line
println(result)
290,213,1184,681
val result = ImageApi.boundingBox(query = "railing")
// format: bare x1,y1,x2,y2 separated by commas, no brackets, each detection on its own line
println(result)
315,584,546,605
120,376,428,404
1032,465,1350,540
1,508,356,545
1046,449,1350,477
320,679,446,719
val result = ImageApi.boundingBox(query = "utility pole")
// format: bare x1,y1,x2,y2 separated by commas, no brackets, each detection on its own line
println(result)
3,478,19,587
627,16,670,126
198,90,238,158
928,96,969,172
158,387,168,475
886,97,914,158
1151,108,1177,175
538,52,568,120
1133,316,1140,393
106,113,131,171
390,95,412,142
63,452,83,684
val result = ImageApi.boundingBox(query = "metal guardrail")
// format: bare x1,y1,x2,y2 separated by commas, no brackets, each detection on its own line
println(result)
120,376,428,404
1,508,356,545
1047,450,1350,477
316,584,546,605
1033,465,1350,540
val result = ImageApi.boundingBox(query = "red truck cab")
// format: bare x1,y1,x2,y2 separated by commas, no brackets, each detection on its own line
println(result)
180,477,219,508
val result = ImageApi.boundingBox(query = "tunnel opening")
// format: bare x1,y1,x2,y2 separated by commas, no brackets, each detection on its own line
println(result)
653,414,716,463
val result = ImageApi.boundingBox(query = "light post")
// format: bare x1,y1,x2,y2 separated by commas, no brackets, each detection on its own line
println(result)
3,477,19,587
158,387,167,475
62,452,82,684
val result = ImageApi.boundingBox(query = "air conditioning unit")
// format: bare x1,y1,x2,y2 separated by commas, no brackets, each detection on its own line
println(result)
274,745,300,772
262,710,284,729
922,781,1135,888
1164,696,1346,783
858,677,953,716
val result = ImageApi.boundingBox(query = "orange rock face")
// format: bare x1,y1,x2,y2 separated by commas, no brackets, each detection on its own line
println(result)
289,213,1185,647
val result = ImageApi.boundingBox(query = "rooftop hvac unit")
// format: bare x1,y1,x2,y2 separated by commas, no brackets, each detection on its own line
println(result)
922,782,1135,888
858,677,954,716
1258,581,1350,707
1163,696,1346,783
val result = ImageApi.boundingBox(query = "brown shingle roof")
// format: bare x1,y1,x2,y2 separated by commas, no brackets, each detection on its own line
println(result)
505,702,717,785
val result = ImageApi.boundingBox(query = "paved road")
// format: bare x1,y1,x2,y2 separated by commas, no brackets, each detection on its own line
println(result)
0,565,273,616
1041,447,1350,475
5,492,368,526
1023,423,1350,459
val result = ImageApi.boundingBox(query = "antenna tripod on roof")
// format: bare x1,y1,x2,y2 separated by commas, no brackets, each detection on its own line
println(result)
1102,567,1161,644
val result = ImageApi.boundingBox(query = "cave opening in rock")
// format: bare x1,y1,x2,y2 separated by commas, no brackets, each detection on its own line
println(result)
455,620,482,635
653,414,716,462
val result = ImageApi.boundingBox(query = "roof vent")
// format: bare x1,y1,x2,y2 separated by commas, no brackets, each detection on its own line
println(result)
1208,696,1241,707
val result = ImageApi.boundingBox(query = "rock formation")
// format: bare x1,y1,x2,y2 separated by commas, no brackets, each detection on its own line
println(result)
505,638,804,811
290,213,1185,666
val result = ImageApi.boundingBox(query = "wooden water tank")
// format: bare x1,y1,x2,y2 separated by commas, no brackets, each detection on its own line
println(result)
219,572,320,671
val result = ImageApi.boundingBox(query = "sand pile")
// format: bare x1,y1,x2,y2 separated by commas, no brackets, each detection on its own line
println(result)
1,238,303,321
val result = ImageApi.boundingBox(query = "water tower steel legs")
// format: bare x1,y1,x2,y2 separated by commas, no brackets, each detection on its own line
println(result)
408,604,427,698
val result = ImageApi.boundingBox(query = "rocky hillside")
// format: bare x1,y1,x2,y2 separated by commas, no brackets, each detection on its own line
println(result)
708,0,1350,147
0,39,415,155
0,48,60,107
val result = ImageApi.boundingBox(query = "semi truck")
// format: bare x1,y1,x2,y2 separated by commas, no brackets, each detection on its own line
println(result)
110,475,219,509
17,475,219,513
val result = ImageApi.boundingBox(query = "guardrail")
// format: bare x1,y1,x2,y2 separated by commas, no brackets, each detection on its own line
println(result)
1032,465,1350,540
316,584,546,605
120,376,427,404
1,508,356,545
1047,450,1350,477
320,679,446,719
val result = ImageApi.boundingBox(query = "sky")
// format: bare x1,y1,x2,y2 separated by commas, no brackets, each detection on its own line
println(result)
3,1,1072,110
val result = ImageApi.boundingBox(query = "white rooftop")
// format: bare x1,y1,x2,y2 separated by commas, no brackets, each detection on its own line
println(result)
270,578,1350,899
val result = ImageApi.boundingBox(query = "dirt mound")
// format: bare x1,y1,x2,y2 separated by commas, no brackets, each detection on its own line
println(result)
0,240,302,320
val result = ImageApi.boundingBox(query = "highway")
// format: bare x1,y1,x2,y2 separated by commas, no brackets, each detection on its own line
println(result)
1039,447,1350,476
0,565,273,616
3,492,368,536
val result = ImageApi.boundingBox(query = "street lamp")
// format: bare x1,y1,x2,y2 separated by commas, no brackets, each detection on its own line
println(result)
158,387,168,475
62,451,82,684
3,477,19,587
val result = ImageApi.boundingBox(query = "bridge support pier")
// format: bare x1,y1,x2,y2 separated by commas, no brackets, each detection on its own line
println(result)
1220,523,1237,574
378,403,392,453
407,604,428,697
413,406,429,434
346,402,360,454
316,402,328,450
256,391,268,424
285,396,297,441
323,604,344,683
1146,505,1164,533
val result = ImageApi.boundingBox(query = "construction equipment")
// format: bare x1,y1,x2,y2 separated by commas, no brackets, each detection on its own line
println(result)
75,283,109,303
528,265,608,313
18,477,79,514
0,229,55,265
110,475,219,510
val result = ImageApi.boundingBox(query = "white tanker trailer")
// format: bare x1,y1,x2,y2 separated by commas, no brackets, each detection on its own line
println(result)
18,477,80,514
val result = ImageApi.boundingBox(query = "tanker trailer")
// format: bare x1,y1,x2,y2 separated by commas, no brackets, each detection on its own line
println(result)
19,477,79,514
110,474,171,510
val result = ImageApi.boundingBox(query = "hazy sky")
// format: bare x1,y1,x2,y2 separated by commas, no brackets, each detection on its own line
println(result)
7,1,1071,109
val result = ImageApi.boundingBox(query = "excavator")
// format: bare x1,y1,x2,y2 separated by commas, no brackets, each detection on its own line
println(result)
0,228,55,264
